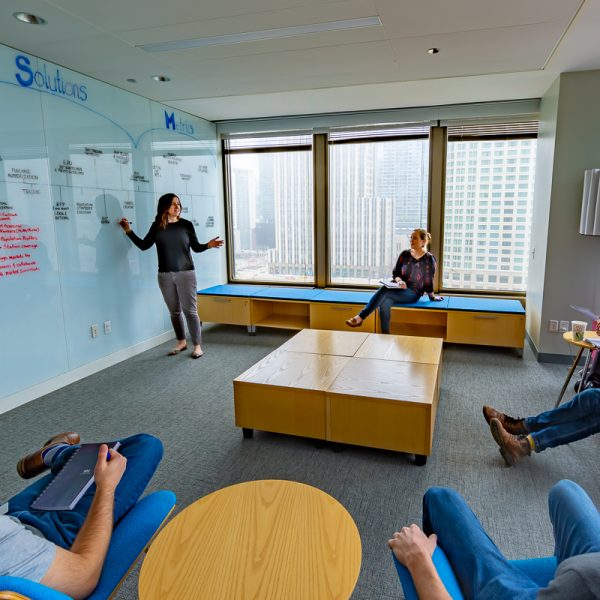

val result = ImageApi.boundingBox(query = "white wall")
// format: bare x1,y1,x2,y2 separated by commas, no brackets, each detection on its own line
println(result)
527,70,600,359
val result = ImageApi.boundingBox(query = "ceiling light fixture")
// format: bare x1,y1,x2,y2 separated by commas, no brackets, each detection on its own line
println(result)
126,78,137,83
427,47,440,54
151,75,171,82
13,12,47,25
140,16,382,53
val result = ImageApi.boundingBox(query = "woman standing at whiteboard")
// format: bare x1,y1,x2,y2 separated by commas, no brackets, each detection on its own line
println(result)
119,193,223,359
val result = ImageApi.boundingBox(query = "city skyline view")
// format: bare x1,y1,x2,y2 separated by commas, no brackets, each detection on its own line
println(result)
227,133,536,292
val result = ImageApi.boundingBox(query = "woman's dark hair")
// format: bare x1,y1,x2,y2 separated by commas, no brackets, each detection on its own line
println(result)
155,193,181,230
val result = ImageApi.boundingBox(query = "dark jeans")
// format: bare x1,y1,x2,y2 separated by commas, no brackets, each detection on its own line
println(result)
158,270,202,345
423,480,600,599
525,388,600,452
358,286,419,333
7,434,163,548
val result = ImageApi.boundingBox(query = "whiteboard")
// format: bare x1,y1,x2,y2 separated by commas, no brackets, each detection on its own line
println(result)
0,45,222,402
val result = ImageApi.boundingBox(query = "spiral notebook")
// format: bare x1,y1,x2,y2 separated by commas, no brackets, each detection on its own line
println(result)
31,442,121,511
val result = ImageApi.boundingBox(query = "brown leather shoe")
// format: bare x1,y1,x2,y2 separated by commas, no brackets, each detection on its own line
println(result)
489,418,531,467
346,316,363,328
483,405,527,435
16,432,80,479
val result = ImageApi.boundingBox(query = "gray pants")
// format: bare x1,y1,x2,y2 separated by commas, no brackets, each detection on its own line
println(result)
157,270,202,346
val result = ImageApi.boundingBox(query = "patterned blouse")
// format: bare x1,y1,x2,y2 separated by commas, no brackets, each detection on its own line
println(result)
392,250,436,298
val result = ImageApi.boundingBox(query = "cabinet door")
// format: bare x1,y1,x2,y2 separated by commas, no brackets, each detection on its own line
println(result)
310,303,376,332
197,296,251,326
446,312,525,348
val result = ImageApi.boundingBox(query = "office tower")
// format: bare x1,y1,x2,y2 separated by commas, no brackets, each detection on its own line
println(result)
444,139,536,291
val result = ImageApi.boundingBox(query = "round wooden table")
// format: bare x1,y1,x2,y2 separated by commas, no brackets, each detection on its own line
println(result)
139,480,362,600
556,331,599,407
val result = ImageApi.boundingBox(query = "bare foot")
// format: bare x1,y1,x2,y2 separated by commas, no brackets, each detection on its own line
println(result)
346,316,363,328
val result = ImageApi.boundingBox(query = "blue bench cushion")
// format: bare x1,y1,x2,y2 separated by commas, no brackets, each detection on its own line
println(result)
447,296,525,314
312,289,375,304
392,296,450,310
198,284,270,297
250,286,322,301
198,286,523,316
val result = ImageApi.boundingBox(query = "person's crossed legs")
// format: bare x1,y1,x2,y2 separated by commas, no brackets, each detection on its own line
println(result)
8,433,163,548
393,481,600,599
422,487,540,599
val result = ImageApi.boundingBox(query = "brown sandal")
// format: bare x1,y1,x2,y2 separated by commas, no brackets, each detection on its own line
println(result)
345,316,362,328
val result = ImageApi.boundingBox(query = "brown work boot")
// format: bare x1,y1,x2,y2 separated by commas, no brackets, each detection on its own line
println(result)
489,418,531,467
483,405,527,435
16,432,80,479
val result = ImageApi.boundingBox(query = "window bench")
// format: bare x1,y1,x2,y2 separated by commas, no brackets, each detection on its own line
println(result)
197,285,525,353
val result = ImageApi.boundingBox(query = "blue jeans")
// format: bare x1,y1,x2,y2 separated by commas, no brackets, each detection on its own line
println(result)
423,480,600,599
525,388,600,452
359,286,419,333
7,433,163,549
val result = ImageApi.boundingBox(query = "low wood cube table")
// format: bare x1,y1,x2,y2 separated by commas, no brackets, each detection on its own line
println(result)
138,479,361,600
234,329,443,465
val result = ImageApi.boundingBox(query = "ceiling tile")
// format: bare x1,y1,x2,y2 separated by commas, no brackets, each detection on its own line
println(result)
145,28,387,65
374,0,581,37
119,0,377,45
0,0,102,47
388,22,566,77
148,40,397,97
46,0,365,32
25,35,154,72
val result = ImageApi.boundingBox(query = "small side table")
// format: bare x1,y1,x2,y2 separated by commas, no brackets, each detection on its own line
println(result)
556,331,599,407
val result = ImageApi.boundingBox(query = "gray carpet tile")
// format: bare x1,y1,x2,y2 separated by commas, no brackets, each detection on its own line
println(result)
2,324,599,600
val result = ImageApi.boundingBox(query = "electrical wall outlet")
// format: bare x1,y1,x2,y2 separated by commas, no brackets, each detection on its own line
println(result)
91,324,99,338
559,320,569,333
549,320,559,332
104,320,112,334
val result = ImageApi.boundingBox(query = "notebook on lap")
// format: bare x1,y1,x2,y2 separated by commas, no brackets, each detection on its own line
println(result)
31,442,121,511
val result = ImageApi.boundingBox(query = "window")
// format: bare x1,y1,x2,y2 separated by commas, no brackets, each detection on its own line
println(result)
328,126,429,285
224,134,314,283
442,121,537,292
222,118,537,295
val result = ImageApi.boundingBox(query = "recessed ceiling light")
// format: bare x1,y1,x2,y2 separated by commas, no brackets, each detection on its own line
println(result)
151,75,171,82
13,12,47,25
427,47,440,55
140,16,382,53
126,78,137,83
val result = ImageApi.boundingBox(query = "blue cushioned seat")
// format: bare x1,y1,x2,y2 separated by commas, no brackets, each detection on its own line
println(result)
250,286,322,301
447,296,525,314
0,490,176,600
197,283,269,297
392,549,556,599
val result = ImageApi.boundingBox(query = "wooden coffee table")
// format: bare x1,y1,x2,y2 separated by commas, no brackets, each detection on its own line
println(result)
234,329,443,465
138,479,361,600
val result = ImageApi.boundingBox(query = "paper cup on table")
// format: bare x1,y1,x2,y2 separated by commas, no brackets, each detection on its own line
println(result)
571,320,587,341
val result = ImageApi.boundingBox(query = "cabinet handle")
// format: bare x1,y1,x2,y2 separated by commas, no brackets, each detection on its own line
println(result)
474,315,498,320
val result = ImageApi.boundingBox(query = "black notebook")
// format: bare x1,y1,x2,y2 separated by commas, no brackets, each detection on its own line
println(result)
31,442,121,511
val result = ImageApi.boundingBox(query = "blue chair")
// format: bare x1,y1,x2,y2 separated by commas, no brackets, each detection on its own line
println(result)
0,490,176,600
392,548,557,599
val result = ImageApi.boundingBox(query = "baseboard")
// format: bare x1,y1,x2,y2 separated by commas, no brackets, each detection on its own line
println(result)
0,331,174,416
526,332,580,365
